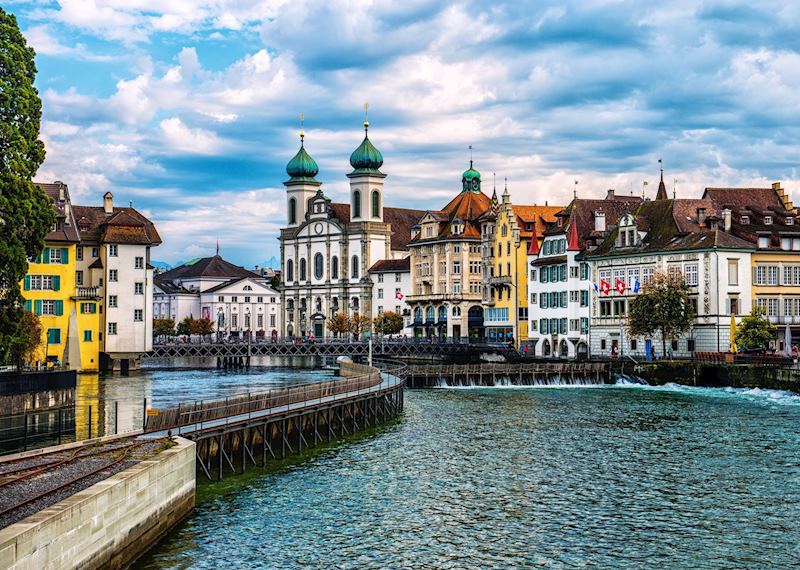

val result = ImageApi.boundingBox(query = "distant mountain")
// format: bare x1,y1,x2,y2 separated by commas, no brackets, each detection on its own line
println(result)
262,256,281,270
151,260,172,270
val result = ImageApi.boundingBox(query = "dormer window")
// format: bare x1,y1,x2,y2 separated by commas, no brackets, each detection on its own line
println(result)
787,217,794,225
758,236,769,248
764,216,772,225
740,215,749,225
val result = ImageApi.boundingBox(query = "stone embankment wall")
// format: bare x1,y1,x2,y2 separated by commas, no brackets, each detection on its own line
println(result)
630,362,800,393
0,436,195,570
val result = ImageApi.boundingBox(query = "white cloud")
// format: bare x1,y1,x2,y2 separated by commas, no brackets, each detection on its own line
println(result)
159,117,224,154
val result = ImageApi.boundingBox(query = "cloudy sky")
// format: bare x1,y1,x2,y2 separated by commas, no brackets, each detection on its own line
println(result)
10,1,800,266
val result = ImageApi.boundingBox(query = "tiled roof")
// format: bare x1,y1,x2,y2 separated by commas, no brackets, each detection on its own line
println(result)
157,256,260,280
154,278,195,294
511,205,562,238
409,191,492,244
702,187,784,211
72,205,161,245
202,277,276,294
328,204,427,251
369,258,410,272
544,197,643,251
36,182,80,243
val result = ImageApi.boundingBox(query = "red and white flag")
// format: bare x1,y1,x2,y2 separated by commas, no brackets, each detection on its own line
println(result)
599,279,611,295
615,278,626,295
395,290,404,300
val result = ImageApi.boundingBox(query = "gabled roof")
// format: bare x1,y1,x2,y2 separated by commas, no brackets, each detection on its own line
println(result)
702,187,785,212
328,204,426,251
202,277,278,294
157,255,260,281
511,205,562,238
409,191,492,244
369,258,410,272
36,181,81,243
154,279,195,295
72,205,161,245
544,196,643,247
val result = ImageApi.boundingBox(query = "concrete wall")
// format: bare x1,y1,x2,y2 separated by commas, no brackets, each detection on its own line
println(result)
630,361,800,393
0,436,195,570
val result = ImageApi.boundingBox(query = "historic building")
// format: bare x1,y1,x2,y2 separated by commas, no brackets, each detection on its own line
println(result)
154,255,281,338
407,162,494,339
368,258,413,332
526,191,642,358
480,186,561,346
702,183,798,352
278,122,424,337
586,176,754,358
22,183,160,372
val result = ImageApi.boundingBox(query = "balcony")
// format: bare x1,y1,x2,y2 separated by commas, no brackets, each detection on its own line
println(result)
73,286,101,300
489,275,512,288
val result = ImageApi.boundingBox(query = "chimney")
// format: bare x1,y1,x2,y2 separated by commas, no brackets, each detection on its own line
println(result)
722,208,732,232
56,181,65,202
103,192,114,216
606,189,615,199
697,208,706,225
594,211,606,232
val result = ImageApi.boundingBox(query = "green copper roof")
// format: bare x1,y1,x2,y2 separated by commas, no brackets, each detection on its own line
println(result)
349,123,383,174
286,138,319,182
461,161,481,193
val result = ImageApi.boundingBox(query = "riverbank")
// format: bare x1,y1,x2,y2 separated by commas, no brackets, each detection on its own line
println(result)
627,361,800,393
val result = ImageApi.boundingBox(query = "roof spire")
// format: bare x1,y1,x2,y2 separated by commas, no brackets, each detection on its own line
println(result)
655,158,669,200
363,102,369,133
492,172,497,199
469,144,473,169
574,179,578,200
299,113,305,146
216,239,219,256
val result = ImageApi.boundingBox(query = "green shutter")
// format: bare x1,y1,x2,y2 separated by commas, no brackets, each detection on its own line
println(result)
52,275,60,291
47,328,61,344
42,248,50,264
25,300,32,312
61,248,69,264
55,300,63,316
34,300,42,315
23,275,31,290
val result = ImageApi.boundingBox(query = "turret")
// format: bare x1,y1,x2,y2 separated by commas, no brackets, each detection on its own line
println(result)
284,127,321,227
348,116,385,222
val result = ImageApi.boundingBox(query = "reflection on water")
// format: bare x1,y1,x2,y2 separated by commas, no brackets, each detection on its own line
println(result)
138,385,800,569
1,357,333,454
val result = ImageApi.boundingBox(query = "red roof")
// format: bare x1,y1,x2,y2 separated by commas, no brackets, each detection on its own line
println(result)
369,258,410,272
72,205,161,245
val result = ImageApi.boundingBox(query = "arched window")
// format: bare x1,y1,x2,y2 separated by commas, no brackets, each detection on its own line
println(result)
300,258,307,281
286,259,294,282
425,306,435,322
353,190,361,218
288,197,297,224
352,297,359,310
314,253,324,279
331,256,339,279
351,255,359,279
372,190,380,218
315,297,323,312
438,306,447,321
414,307,422,321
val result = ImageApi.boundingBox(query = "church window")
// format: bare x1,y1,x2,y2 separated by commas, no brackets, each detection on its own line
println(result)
286,260,294,282
289,198,297,224
372,191,380,218
314,253,324,279
353,191,361,218
331,256,339,279
300,258,307,281
352,255,360,279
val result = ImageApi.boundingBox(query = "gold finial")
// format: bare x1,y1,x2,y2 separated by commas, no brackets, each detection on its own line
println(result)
469,144,473,168
299,113,305,143
363,102,369,130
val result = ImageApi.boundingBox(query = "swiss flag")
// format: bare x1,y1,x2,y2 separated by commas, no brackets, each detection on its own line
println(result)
395,291,404,300
599,279,611,295
615,278,626,295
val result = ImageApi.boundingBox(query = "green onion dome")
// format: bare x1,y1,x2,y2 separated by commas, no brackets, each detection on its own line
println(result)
286,135,319,182
461,161,481,193
349,122,384,174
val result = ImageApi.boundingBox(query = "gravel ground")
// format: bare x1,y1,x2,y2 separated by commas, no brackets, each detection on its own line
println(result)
0,438,169,530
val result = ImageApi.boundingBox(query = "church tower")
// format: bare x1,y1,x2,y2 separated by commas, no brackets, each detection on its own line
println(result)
284,128,320,227
347,116,385,222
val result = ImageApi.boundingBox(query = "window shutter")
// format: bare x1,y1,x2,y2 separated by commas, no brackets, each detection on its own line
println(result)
34,300,42,315
25,300,32,312
43,248,50,264
24,275,31,290
55,300,64,316
53,275,60,291
61,248,69,264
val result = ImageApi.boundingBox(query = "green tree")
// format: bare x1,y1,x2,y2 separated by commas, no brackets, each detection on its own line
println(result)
191,317,214,340
374,311,404,336
270,274,281,290
734,307,775,352
349,314,372,338
327,312,349,337
627,272,694,357
0,8,55,365
8,310,42,370
153,318,175,340
177,316,193,337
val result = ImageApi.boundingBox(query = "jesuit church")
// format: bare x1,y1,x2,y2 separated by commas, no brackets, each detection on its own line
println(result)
279,120,424,337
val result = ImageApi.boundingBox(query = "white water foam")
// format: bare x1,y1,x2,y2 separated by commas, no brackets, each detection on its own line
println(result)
612,381,800,407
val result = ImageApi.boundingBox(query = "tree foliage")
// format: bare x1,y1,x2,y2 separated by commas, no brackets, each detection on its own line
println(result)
191,317,214,338
153,318,175,338
327,312,349,336
9,310,41,370
627,272,694,356
0,9,55,364
734,307,775,352
349,314,372,337
177,316,193,336
374,311,404,335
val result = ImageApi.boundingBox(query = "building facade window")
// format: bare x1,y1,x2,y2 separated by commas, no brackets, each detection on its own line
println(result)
286,259,294,282
331,256,339,279
289,197,297,224
109,269,118,282
109,244,118,257
134,309,143,322
135,256,144,269
108,322,117,335
109,295,118,308
314,253,324,280
353,190,361,218
135,282,143,295
352,256,359,279
300,258,307,281
684,264,698,286
372,191,380,217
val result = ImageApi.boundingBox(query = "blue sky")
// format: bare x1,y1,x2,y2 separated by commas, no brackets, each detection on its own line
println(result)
10,0,800,266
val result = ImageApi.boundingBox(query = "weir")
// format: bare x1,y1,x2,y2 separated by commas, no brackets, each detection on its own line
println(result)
406,362,610,388
142,360,406,481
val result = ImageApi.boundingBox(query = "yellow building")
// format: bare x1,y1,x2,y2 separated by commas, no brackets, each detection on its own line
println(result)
482,187,561,346
22,182,101,371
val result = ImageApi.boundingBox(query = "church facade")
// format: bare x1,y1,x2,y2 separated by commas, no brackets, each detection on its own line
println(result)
278,122,423,337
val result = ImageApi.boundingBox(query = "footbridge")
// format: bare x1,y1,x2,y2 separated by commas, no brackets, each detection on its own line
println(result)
142,359,406,481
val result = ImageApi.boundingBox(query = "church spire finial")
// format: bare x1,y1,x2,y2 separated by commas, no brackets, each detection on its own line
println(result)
574,180,578,200
469,144,473,169
659,158,663,182
363,102,369,132
299,113,305,146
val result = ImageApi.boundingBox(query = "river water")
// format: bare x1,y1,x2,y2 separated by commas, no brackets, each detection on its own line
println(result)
136,382,800,569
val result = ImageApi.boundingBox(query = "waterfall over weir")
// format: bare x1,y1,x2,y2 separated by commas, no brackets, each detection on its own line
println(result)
406,363,610,388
